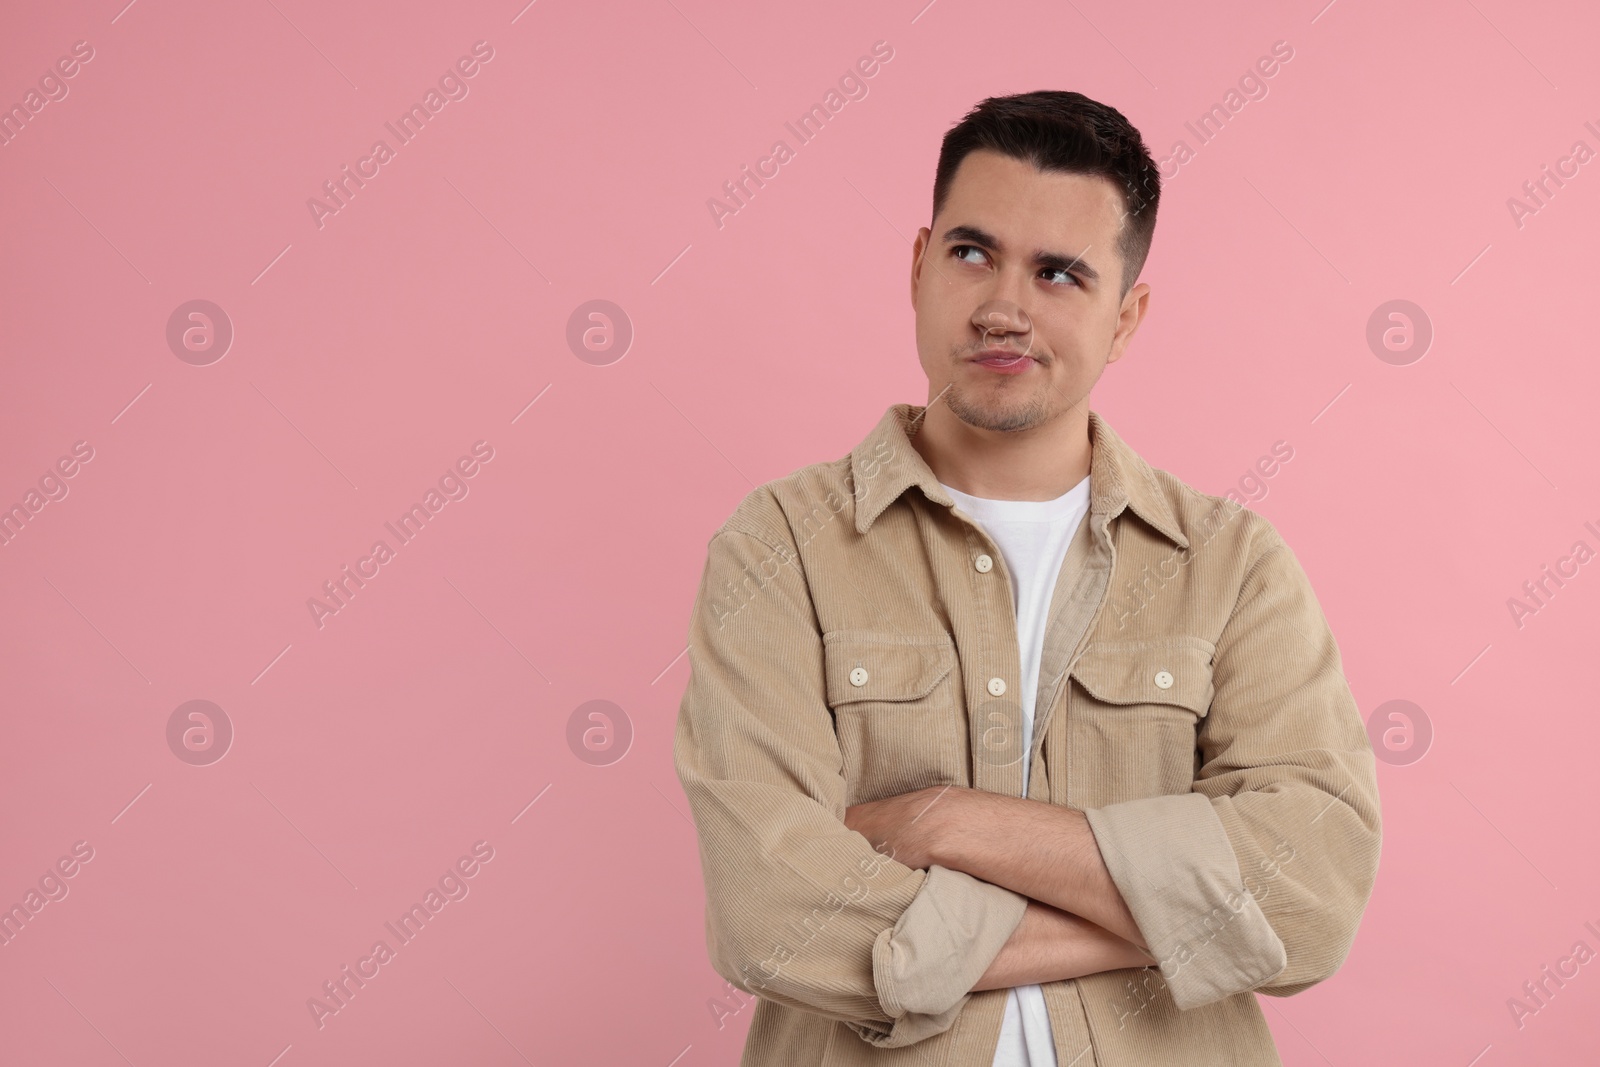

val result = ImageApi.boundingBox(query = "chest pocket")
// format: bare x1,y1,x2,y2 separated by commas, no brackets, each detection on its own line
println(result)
1065,638,1214,806
822,631,965,807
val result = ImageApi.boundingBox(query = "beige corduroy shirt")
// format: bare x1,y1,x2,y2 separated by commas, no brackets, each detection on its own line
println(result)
673,402,1381,1066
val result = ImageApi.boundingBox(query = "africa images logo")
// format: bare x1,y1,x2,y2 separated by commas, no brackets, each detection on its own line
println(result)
306,41,496,230
705,40,894,230
307,841,495,1029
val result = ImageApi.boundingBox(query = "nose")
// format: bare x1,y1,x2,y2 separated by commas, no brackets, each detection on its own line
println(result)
972,298,1033,356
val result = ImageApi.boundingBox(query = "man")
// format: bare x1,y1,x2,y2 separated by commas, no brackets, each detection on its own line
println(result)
674,90,1380,1066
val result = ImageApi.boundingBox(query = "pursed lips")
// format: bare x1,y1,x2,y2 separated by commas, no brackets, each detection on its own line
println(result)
970,347,1037,363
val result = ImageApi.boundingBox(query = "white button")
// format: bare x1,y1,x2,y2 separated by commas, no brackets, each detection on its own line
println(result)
988,677,1006,696
974,553,993,573
850,667,869,687
1154,670,1174,690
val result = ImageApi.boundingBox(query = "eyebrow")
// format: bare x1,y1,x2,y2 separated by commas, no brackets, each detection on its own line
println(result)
940,224,1100,284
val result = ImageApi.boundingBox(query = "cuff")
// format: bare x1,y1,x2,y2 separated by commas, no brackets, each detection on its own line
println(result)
847,864,1028,1048
1083,792,1287,1009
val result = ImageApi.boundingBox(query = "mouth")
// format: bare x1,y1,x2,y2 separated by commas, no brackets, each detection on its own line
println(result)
969,347,1037,374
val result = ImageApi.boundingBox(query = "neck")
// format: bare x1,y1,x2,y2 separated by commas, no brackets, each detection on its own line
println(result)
909,400,1092,501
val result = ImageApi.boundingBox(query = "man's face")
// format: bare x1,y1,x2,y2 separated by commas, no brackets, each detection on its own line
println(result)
910,149,1150,433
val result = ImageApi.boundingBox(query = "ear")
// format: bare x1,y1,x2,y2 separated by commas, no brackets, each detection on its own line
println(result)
1106,281,1151,365
910,227,931,309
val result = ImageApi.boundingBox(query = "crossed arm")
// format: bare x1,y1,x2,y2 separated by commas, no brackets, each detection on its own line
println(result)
844,784,1158,990
682,522,1379,1041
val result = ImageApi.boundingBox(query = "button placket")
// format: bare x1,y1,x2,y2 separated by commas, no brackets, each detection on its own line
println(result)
949,512,1021,796
1044,510,1116,807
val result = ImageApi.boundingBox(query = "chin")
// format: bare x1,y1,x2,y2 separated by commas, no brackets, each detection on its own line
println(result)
949,393,1051,433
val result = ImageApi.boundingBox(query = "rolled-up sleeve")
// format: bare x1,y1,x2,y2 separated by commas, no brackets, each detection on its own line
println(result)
674,509,1028,1048
1083,530,1382,1011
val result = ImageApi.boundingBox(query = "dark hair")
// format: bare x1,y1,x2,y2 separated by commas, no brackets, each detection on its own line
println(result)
931,91,1161,298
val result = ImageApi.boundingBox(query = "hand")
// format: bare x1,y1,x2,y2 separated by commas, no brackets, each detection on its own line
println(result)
843,784,964,871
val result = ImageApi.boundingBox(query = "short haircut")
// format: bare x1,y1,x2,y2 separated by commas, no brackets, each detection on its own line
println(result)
932,91,1161,299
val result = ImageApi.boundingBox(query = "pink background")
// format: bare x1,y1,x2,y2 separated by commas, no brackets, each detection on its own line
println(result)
3,0,1598,1063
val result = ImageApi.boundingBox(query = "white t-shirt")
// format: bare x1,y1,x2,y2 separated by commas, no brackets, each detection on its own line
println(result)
940,475,1091,1067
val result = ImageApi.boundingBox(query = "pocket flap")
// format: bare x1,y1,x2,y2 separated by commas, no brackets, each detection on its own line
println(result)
822,632,956,706
1069,640,1215,717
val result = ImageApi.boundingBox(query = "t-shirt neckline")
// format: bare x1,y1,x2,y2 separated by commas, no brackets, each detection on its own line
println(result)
939,475,1090,522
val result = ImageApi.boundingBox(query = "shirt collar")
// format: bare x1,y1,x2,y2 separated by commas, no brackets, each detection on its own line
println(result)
849,402,1190,549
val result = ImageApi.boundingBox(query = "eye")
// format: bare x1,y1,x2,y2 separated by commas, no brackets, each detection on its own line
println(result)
1041,267,1080,287
950,244,989,266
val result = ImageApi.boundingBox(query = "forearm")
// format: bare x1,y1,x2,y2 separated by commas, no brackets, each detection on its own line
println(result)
931,788,1148,950
971,899,1156,991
